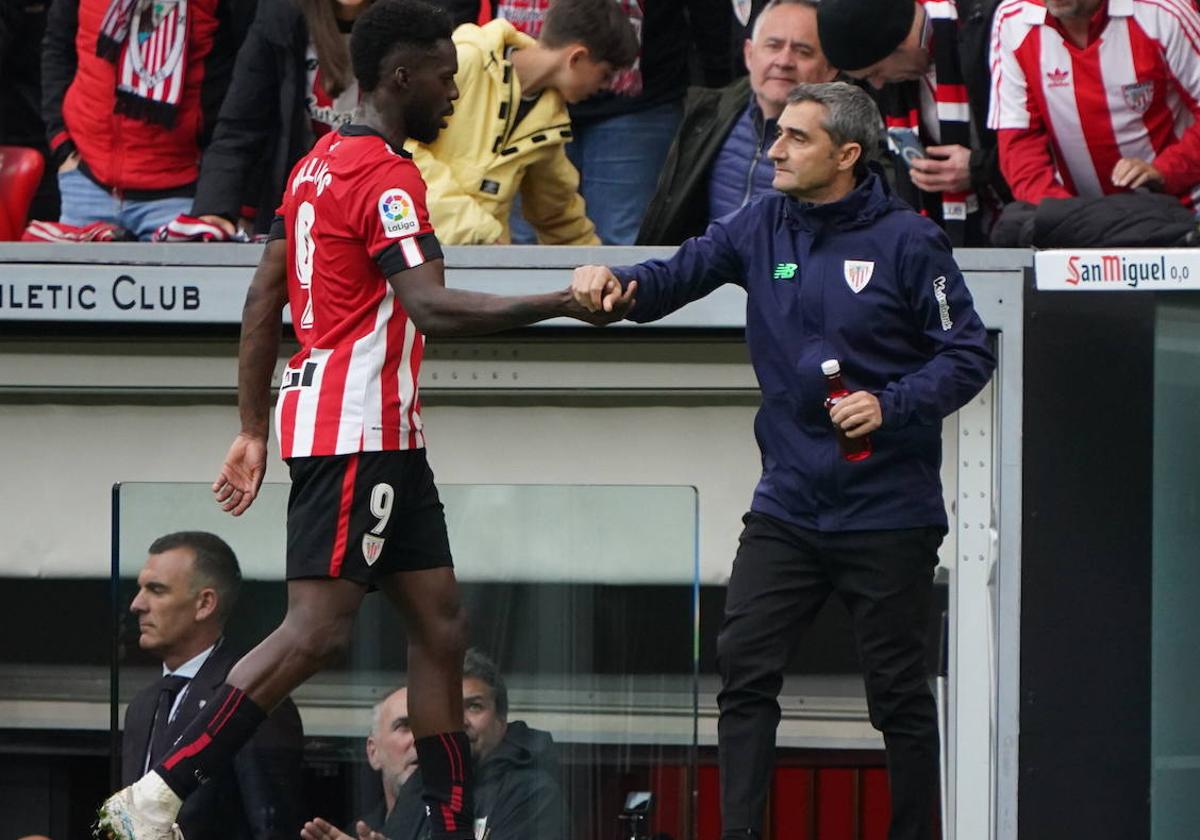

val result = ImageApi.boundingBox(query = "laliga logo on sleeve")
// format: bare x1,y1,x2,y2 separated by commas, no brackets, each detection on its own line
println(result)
843,260,874,294
378,189,420,238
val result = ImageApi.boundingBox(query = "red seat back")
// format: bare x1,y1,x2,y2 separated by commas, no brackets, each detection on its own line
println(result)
0,146,47,241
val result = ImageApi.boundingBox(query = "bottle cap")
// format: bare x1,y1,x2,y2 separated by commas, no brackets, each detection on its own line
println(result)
820,359,841,375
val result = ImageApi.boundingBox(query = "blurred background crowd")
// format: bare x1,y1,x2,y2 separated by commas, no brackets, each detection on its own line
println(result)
4,0,1200,248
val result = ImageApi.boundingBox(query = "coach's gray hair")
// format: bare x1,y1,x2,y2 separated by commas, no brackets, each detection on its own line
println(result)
786,81,883,159
751,0,820,41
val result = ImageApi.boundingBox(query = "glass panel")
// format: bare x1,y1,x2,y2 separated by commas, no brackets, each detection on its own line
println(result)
114,482,699,840
1153,303,1200,838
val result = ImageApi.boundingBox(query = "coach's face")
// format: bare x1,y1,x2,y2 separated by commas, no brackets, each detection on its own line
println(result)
129,548,210,661
404,38,459,144
768,100,858,201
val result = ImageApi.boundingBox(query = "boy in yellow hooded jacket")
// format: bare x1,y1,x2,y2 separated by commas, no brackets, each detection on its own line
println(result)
407,0,639,244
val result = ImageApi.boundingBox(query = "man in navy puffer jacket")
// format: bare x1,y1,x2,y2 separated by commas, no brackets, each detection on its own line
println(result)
573,81,994,840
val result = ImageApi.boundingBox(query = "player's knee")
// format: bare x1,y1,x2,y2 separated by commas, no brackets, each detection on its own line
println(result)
424,601,469,660
287,613,355,669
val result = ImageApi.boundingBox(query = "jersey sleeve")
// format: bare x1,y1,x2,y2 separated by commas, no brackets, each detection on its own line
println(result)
1139,0,1200,195
357,156,444,276
988,4,1033,131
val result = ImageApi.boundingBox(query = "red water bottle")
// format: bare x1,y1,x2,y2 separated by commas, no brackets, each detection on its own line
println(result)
822,359,872,462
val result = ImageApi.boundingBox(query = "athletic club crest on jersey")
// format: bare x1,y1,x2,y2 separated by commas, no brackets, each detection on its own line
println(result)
362,534,385,565
844,260,874,294
1121,81,1154,115
378,189,419,238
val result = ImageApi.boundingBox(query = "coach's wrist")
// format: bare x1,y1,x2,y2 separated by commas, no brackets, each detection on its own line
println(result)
238,427,269,442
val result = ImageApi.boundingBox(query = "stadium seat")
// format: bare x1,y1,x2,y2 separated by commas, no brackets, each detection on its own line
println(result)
0,145,46,241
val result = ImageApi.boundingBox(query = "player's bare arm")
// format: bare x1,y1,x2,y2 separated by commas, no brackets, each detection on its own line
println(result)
388,258,637,336
213,238,289,516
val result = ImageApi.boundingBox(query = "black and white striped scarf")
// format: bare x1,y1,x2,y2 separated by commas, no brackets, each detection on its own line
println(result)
96,0,189,127
879,0,978,246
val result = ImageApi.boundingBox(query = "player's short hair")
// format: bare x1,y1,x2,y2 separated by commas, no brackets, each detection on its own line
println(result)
540,0,640,69
148,531,243,624
463,648,508,719
350,0,454,92
787,81,883,157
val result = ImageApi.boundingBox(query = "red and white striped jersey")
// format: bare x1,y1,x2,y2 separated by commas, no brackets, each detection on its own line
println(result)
272,125,443,460
989,0,1200,205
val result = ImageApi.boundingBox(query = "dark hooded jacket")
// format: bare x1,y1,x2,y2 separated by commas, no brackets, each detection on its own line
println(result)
614,166,996,533
473,721,566,840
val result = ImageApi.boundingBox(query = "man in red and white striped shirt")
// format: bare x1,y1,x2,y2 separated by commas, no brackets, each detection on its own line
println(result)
989,0,1200,208
97,2,633,839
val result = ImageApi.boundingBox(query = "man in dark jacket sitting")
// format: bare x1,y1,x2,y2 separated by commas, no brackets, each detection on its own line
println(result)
637,0,836,245
461,648,566,840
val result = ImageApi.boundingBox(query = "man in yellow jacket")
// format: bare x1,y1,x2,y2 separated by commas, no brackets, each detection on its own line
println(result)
408,0,639,244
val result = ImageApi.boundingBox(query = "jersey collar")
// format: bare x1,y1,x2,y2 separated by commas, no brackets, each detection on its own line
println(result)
337,124,415,158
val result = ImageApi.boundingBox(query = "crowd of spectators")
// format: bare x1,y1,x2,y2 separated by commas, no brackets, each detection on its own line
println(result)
3,0,1200,246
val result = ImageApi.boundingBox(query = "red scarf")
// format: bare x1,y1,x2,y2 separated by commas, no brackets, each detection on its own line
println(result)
96,0,189,127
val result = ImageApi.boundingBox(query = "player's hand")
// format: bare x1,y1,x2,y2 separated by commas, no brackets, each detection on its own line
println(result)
197,214,237,237
1111,157,1164,190
572,265,622,312
58,152,80,174
300,817,365,840
212,432,268,516
829,391,882,438
909,144,971,194
566,280,637,325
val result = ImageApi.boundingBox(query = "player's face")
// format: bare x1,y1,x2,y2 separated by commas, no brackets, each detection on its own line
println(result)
367,687,418,796
463,677,506,762
405,39,459,144
129,548,205,659
768,100,855,200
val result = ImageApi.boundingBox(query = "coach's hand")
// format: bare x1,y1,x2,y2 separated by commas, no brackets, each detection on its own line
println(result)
572,265,633,313
829,391,882,438
565,278,637,325
212,432,268,516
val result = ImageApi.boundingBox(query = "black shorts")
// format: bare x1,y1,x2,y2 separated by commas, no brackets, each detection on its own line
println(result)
285,449,453,584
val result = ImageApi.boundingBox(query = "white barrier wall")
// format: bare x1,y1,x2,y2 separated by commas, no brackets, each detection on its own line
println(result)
0,244,1028,840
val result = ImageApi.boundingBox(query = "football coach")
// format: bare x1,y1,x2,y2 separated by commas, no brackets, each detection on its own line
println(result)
570,81,995,840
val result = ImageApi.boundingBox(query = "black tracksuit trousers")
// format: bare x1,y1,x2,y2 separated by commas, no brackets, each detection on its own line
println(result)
717,511,943,840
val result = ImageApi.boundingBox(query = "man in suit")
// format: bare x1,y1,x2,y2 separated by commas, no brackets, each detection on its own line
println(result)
123,531,305,840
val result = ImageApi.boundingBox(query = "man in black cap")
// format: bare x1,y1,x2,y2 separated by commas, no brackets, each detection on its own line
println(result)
817,0,1010,245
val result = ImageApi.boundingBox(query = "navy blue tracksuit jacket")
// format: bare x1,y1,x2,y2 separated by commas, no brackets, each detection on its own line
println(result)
613,170,996,533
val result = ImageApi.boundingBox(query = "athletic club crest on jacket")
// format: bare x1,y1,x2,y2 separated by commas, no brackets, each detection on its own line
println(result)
844,260,874,293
